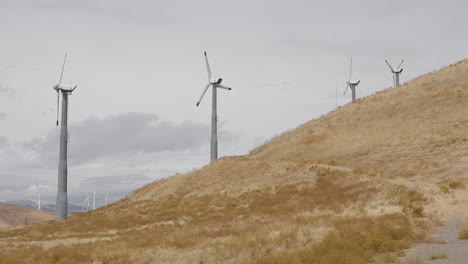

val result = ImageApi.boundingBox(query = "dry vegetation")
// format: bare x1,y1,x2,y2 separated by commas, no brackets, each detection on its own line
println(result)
0,203,55,228
0,60,467,263
429,253,448,260
459,227,468,240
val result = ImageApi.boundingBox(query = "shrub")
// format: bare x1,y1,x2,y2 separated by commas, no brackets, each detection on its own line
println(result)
430,253,447,260
448,180,465,190
459,227,468,239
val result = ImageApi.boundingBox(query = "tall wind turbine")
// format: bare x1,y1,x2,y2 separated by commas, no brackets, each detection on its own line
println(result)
343,57,360,102
53,53,77,221
196,51,232,163
34,182,46,210
385,59,404,87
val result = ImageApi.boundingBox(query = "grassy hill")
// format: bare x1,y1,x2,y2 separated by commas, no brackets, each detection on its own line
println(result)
0,60,467,263
0,202,55,228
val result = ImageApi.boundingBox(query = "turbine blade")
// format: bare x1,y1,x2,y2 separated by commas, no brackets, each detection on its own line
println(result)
59,52,67,86
385,60,394,71
397,59,404,69
348,57,353,81
196,84,210,107
216,84,231,90
343,84,349,95
204,51,212,81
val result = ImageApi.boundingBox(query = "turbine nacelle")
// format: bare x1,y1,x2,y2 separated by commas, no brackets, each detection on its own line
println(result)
53,84,77,93
347,80,360,86
209,78,223,85
53,53,78,126
385,59,404,74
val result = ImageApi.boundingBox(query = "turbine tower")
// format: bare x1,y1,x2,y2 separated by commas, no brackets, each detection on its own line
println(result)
34,182,46,210
92,190,96,210
385,59,404,87
53,53,77,221
196,51,232,163
343,57,360,101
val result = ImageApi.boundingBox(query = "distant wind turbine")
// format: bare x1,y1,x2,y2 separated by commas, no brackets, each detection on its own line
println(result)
82,194,90,211
196,51,232,163
385,59,404,87
343,57,360,102
34,182,46,210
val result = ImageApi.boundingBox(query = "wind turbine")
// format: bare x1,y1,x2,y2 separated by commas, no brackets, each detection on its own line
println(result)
82,194,90,211
34,182,46,210
53,52,77,221
343,57,360,102
196,51,232,163
385,59,404,87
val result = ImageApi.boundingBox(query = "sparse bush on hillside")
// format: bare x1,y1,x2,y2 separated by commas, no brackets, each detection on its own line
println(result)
448,180,465,189
459,227,468,239
430,253,447,260
438,179,465,194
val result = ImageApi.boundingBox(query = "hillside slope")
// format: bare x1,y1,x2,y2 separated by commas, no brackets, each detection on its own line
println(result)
0,60,467,264
0,202,55,228
133,60,468,201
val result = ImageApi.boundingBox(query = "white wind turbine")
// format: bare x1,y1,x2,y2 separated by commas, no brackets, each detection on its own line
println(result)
343,57,360,102
196,51,232,163
385,59,404,87
82,193,90,211
34,182,46,210
53,52,77,221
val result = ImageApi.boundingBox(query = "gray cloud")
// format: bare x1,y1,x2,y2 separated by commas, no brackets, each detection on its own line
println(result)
23,112,235,165
0,173,35,192
0,136,7,147
80,174,151,190
0,85,15,96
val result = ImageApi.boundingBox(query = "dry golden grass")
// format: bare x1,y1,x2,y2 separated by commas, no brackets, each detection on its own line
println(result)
0,203,55,228
0,60,467,263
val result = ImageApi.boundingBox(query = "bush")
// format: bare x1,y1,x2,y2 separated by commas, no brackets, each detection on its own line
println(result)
459,227,468,239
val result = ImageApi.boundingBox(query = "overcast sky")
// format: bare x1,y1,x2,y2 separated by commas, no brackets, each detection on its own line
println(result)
0,0,467,207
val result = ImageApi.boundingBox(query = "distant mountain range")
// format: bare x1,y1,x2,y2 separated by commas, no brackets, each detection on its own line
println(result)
6,200,83,212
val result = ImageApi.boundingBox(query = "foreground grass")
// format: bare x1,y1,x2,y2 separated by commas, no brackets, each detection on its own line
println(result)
0,169,425,264
255,214,413,264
